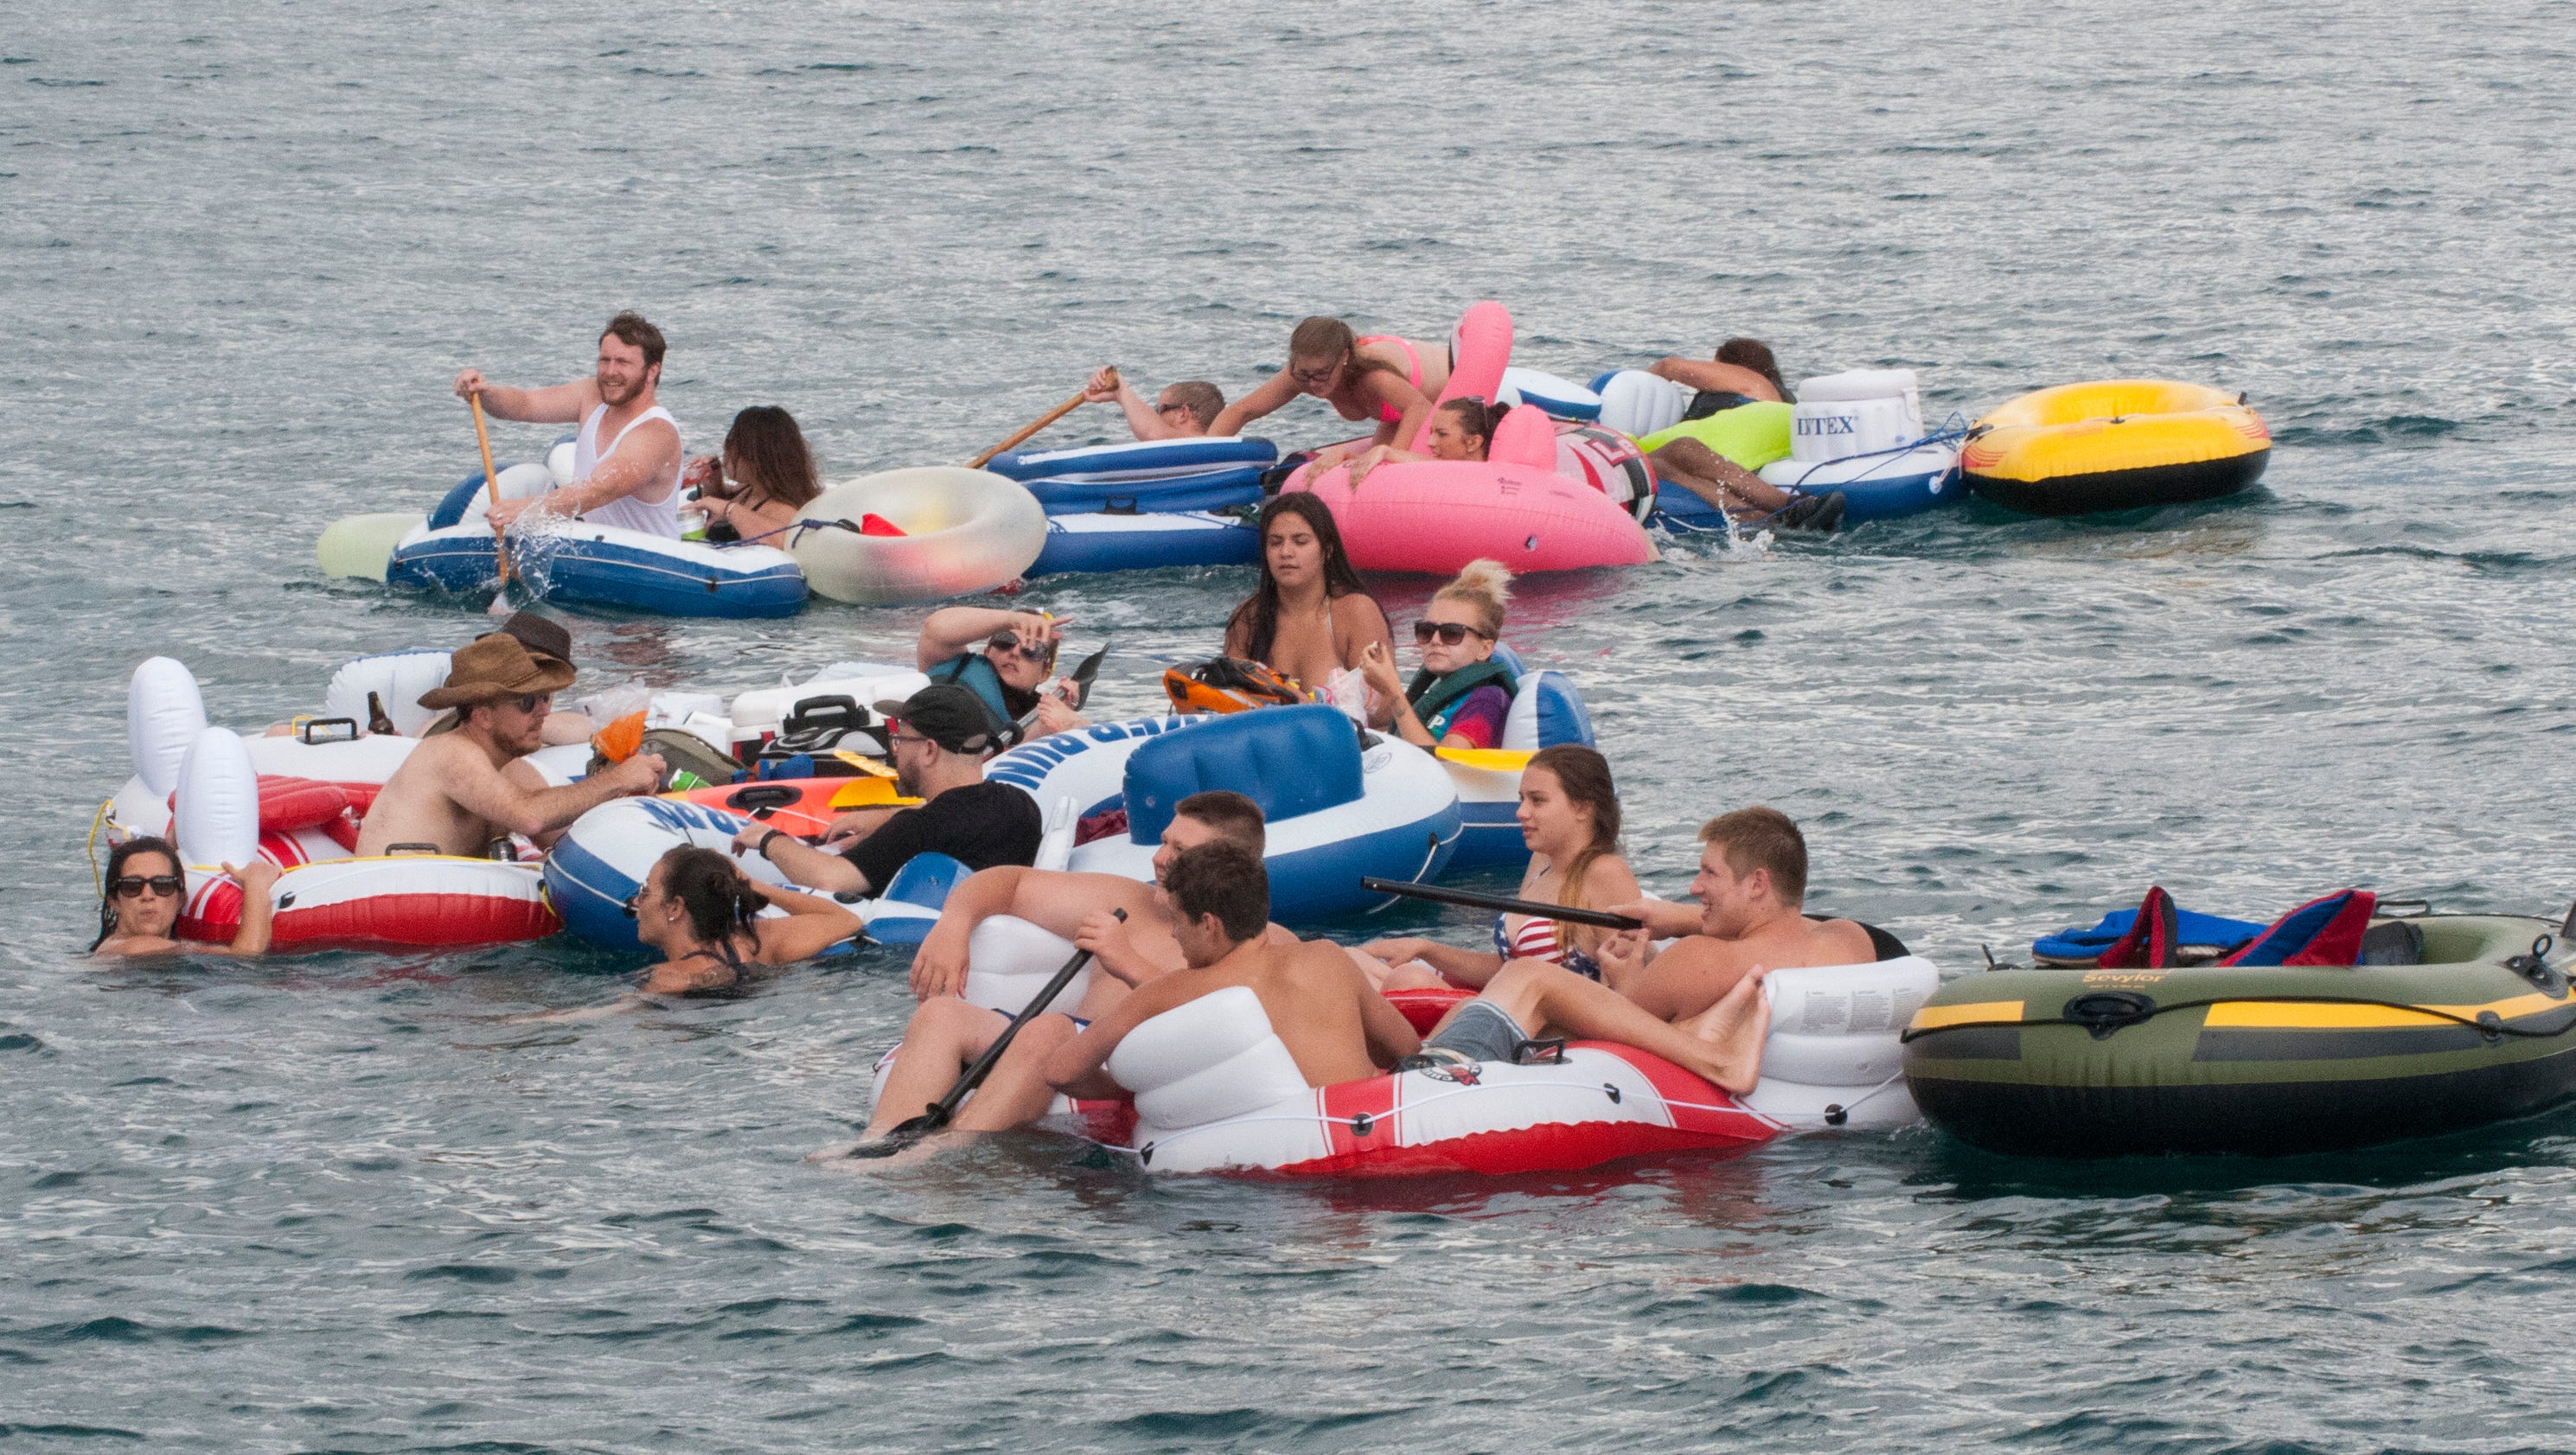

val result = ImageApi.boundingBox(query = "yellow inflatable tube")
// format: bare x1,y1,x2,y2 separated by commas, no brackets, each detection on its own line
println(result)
1962,380,2269,516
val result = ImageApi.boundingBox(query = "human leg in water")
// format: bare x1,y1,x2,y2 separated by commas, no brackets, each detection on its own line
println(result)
1648,438,1795,517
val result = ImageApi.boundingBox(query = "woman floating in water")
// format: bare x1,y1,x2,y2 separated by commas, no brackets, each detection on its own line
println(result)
89,836,278,958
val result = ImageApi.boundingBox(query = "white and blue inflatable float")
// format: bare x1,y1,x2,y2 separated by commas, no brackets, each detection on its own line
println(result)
1497,367,1603,422
542,796,961,952
987,437,1272,577
1436,644,1599,873
387,456,808,619
985,704,1460,921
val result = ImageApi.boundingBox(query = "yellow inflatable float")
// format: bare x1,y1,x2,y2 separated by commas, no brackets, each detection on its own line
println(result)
1963,380,2269,516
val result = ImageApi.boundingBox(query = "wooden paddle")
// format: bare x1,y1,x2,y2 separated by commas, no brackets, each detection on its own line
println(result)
965,368,1115,469
469,392,512,587
1359,877,1645,930
846,908,1123,1158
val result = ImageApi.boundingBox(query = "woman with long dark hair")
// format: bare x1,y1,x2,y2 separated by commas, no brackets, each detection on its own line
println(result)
89,836,278,957
684,405,823,543
627,846,864,995
1220,492,1393,722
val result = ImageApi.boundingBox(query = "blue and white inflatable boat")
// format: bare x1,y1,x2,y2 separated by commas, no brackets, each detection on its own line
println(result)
984,705,1460,921
987,437,1274,578
542,796,961,952
1434,645,1599,872
387,460,807,618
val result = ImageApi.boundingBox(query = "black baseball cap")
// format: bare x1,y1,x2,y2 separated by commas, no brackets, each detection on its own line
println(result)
873,683,1010,755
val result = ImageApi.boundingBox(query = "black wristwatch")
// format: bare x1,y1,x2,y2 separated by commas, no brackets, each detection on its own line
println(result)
757,829,787,858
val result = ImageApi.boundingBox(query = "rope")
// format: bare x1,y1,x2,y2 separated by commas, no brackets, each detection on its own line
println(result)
86,799,110,896
1767,415,1972,493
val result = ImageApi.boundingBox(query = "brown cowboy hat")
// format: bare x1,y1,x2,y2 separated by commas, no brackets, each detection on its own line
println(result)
417,634,578,711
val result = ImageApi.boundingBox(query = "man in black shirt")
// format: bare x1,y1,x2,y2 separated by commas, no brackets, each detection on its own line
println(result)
732,684,1041,897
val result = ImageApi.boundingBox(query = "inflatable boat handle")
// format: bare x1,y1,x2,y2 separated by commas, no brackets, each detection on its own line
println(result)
1359,877,1643,930
848,908,1124,1159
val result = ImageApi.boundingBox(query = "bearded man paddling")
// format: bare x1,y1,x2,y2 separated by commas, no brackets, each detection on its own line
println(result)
451,311,685,538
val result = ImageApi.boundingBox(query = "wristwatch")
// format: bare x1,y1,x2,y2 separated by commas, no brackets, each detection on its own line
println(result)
757,829,787,858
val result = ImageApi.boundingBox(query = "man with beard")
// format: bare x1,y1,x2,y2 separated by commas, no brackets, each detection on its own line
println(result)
451,311,686,538
732,684,1042,897
354,635,666,858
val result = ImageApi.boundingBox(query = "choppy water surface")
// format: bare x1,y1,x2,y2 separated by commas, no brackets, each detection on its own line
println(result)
7,2,2576,1449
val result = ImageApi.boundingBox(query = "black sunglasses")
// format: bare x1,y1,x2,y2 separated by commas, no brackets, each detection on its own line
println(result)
988,631,1057,665
112,874,184,897
622,890,642,919
1413,620,1491,645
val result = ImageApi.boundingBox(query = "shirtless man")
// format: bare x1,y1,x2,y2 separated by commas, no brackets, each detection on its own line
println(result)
354,635,663,858
1083,368,1224,443
451,311,686,539
1405,806,1875,1094
1044,842,1420,1106
1220,494,1395,724
861,791,1282,1139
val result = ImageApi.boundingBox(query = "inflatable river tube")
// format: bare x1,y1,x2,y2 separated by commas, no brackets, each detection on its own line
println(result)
1435,644,1597,873
1027,509,1261,578
1963,380,2271,516
877,939,1934,1177
788,468,1045,606
1497,367,1602,422
1901,910,2576,1157
983,705,1460,922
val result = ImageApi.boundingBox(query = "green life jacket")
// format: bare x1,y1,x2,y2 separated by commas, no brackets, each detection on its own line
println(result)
1406,659,1518,741
927,654,1035,737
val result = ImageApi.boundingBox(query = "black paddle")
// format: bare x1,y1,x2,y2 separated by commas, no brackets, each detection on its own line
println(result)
847,909,1122,1159
1359,877,1645,930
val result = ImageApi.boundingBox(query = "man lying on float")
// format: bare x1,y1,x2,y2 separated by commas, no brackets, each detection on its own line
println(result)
355,635,665,858
861,791,1288,1141
1039,842,1418,1115
1401,807,1874,1094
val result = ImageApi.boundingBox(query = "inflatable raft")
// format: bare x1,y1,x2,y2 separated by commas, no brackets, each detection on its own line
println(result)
1435,645,1598,872
1963,380,2270,516
1624,369,1966,530
983,705,1460,921
989,437,1273,578
788,468,1046,605
880,933,1937,1177
1902,893,2576,1156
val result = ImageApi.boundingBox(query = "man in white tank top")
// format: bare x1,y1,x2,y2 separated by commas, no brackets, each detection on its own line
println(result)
451,311,684,538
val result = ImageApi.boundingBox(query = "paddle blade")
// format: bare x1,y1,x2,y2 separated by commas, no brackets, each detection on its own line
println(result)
844,1109,945,1158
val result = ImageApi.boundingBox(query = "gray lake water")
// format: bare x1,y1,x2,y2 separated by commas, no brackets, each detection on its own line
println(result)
6,2,2576,1449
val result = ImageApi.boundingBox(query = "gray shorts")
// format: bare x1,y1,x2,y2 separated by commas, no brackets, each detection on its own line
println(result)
1425,1001,1531,1065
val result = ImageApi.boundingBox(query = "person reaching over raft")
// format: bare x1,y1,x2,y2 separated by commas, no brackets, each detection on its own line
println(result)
1401,807,1874,1094
88,837,278,958
1358,745,1639,992
627,846,864,997
452,311,685,538
1206,316,1443,458
733,685,1040,899
915,606,1088,738
355,635,665,858
1354,555,1520,750
1221,493,1395,725
1636,336,1830,526
860,792,1289,1142
681,405,822,545
1338,396,1497,489
1083,369,1226,442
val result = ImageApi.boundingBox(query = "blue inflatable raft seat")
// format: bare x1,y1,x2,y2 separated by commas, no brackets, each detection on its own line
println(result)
1123,704,1362,846
1486,644,1595,751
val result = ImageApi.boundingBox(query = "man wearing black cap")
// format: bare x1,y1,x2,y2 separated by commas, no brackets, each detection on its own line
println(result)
732,683,1041,897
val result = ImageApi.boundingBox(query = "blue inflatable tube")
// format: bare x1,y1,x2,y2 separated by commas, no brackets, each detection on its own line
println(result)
387,522,808,618
1028,511,1261,577
1023,466,1266,516
988,437,1277,483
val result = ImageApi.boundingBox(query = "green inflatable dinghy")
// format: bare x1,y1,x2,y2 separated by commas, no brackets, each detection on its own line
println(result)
1902,912,2576,1157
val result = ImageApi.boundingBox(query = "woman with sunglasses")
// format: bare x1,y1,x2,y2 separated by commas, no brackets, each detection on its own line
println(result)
915,606,1087,739
89,836,279,957
627,846,862,996
1205,316,1443,453
1356,558,1518,750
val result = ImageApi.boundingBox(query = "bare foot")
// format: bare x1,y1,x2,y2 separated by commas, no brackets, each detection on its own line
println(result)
1678,967,1773,1094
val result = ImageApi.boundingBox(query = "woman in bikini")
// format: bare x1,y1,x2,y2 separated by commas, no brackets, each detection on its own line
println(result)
1219,493,1396,726
1207,316,1443,466
1355,745,1639,991
681,406,824,544
628,846,865,996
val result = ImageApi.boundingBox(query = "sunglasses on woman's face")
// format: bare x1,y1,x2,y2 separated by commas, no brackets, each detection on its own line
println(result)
1413,620,1490,645
112,874,183,898
1290,359,1342,387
